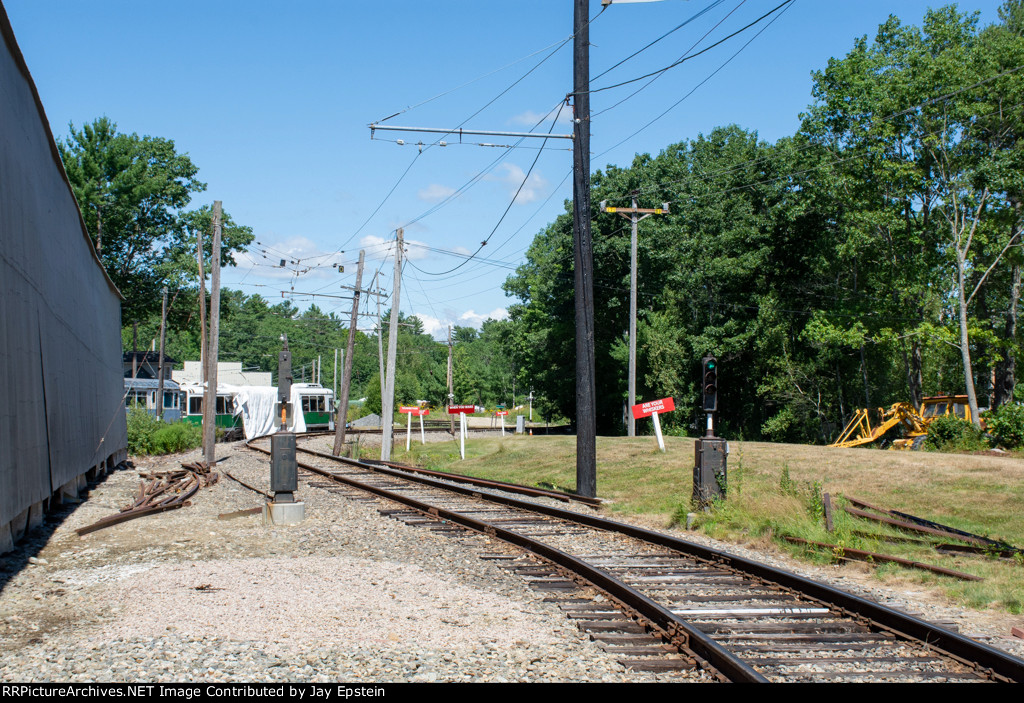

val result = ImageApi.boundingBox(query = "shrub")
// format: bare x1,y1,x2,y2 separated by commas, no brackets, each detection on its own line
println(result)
985,403,1024,450
925,414,988,452
126,407,203,455
126,407,161,455
151,422,203,454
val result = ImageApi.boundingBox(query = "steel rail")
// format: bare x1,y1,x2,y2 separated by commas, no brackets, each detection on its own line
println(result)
75,476,201,536
294,441,603,507
246,440,762,682
245,440,1024,682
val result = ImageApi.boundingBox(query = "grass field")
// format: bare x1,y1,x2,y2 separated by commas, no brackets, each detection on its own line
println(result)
384,433,1024,614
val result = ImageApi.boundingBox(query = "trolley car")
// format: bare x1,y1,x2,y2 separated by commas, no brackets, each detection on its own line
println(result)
178,383,243,431
124,378,181,422
292,383,335,431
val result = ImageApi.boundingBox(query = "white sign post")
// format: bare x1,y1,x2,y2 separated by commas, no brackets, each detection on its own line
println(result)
399,406,422,452
651,411,665,452
496,410,508,436
631,397,676,453
448,405,475,460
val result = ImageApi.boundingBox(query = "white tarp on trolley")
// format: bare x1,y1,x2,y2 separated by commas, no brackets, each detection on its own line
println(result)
226,385,279,440
225,385,313,439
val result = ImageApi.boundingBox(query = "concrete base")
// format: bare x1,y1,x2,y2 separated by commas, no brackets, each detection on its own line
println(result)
0,522,13,554
262,501,306,526
1,452,126,557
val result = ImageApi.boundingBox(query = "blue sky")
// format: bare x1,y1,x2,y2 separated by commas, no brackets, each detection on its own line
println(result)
5,0,1004,337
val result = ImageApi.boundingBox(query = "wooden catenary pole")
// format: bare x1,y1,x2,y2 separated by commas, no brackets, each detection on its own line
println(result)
334,249,364,454
381,230,402,461
202,202,222,463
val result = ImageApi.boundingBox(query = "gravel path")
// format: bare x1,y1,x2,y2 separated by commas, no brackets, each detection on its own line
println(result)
0,442,703,683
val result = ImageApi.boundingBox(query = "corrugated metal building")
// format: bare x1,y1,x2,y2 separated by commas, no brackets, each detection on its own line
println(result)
0,4,128,553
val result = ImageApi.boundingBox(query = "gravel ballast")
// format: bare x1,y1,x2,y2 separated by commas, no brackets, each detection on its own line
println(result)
2,436,1021,683
0,442,706,683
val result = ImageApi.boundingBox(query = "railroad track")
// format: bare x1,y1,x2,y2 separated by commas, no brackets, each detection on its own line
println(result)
245,435,1024,683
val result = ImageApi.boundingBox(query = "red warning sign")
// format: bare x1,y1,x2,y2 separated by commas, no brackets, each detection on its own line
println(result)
631,397,675,419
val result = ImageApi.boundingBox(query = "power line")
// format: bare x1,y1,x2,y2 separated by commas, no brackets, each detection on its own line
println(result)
593,0,747,119
596,0,795,161
406,101,567,277
590,0,792,94
591,0,729,83
374,35,577,123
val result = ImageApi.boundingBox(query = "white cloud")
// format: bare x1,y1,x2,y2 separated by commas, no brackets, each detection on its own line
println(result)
417,183,457,202
412,313,446,338
459,308,509,328
486,163,548,204
406,308,509,340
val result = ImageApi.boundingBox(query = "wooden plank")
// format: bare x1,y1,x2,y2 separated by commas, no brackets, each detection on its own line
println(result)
618,659,695,672
729,642,897,652
576,620,647,633
589,633,661,644
217,507,262,520
784,536,983,581
598,645,677,655
694,621,869,634
745,655,944,666
718,632,895,643
779,671,983,682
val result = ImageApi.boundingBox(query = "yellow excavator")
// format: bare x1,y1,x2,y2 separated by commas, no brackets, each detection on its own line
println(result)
829,395,978,449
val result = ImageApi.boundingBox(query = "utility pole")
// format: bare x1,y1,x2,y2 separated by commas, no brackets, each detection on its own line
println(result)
381,229,403,461
375,271,385,405
203,201,222,464
197,222,207,384
573,0,597,498
447,324,455,436
600,195,669,436
334,249,365,455
157,287,168,421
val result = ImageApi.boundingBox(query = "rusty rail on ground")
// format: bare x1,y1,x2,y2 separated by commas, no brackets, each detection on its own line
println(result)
75,461,219,536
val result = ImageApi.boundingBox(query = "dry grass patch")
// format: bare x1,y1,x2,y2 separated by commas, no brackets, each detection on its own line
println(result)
390,434,1024,614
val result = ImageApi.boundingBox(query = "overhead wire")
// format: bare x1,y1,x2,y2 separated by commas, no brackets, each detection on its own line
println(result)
590,0,729,83
596,0,796,161
405,100,567,277
374,35,577,123
294,15,596,272
593,0,748,119
590,0,792,94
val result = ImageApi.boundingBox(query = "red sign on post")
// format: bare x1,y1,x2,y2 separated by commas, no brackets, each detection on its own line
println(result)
448,404,476,414
495,411,508,417
400,406,430,416
631,397,675,419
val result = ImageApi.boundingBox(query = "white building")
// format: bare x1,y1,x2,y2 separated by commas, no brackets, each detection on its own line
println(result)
173,361,272,387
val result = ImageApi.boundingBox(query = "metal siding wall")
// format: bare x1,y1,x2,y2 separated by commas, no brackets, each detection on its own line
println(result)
0,8,127,526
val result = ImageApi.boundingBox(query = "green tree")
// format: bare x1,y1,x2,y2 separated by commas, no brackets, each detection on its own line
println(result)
59,118,254,323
